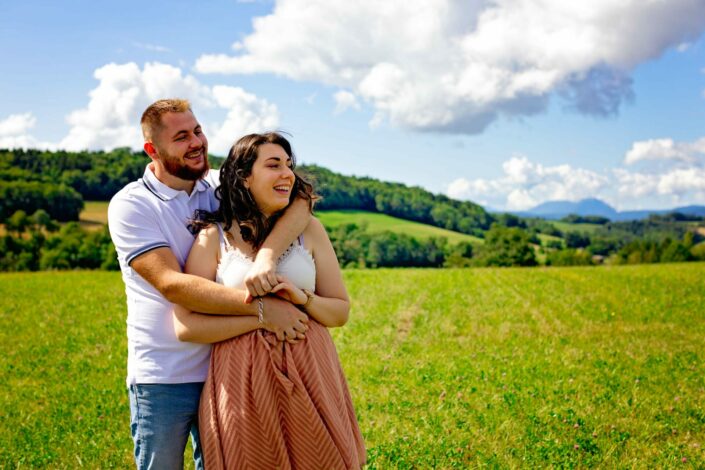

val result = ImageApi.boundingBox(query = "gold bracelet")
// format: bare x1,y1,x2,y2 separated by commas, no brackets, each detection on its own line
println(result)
302,289,314,311
257,298,265,324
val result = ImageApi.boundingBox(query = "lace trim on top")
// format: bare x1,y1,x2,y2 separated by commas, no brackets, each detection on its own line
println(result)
219,242,314,268
214,224,315,286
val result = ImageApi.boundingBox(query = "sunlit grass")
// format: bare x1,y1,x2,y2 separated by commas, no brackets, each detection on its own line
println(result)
79,201,110,231
2,264,704,467
550,221,605,234
316,209,483,244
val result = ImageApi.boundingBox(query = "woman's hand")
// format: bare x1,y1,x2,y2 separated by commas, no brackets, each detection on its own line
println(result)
243,249,279,302
260,296,308,343
270,274,307,305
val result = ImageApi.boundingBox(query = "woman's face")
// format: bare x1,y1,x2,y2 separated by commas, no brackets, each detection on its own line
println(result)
245,143,295,217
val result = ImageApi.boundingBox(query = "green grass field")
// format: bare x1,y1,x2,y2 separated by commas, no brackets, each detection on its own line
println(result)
2,264,704,467
550,221,605,234
315,209,482,244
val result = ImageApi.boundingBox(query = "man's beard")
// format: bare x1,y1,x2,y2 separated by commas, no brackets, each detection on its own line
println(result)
162,151,209,181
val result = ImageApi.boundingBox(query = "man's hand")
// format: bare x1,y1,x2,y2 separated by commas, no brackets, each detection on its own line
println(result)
244,248,278,302
261,296,309,343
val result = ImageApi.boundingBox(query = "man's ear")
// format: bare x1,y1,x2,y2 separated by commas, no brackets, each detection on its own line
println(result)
144,142,157,159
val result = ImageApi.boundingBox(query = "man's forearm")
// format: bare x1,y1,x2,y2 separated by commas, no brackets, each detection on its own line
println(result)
175,310,260,343
162,271,257,315
259,197,311,259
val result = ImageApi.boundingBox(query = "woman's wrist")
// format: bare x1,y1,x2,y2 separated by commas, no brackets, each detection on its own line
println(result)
301,289,314,310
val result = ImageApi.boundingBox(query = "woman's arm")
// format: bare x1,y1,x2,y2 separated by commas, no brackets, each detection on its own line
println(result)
302,217,350,328
173,225,308,343
173,304,261,343
173,225,257,343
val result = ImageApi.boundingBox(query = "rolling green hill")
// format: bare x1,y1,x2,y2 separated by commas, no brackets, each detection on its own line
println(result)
316,209,482,244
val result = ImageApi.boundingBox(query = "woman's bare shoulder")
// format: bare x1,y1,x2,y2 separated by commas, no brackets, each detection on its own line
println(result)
196,224,221,243
301,216,331,253
303,216,326,239
186,224,222,276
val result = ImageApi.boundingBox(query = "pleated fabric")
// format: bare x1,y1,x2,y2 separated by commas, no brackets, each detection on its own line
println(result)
199,321,366,469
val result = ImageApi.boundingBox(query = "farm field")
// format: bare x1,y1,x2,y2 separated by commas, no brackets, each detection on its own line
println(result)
315,209,482,244
3,264,705,467
79,201,109,229
550,221,605,234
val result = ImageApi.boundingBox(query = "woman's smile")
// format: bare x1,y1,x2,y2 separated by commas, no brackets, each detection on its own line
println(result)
246,143,296,216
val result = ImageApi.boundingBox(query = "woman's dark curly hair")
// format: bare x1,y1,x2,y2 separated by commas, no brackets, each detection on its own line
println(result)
193,132,317,249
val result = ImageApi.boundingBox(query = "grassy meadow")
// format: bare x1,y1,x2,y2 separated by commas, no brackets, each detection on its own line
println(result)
78,201,110,231
549,221,605,234
2,264,705,468
79,201,110,225
315,209,483,244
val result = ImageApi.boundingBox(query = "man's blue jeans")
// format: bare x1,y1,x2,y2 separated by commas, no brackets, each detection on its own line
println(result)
128,383,205,470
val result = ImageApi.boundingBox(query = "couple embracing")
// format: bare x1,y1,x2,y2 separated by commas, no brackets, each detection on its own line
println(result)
108,99,365,469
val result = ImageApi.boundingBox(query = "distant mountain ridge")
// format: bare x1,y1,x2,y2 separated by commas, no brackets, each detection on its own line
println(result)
505,198,705,221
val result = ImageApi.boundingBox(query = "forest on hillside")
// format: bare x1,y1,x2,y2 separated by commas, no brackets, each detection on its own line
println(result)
1,148,704,271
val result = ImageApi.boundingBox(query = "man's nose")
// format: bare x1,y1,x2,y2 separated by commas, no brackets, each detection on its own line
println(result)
189,133,203,148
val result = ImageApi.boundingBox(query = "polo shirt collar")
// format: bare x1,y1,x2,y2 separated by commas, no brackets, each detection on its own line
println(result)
142,164,211,201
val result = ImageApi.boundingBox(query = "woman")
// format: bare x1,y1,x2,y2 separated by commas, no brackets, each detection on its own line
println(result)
173,132,366,469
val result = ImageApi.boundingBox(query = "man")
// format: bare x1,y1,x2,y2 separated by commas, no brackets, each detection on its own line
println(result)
108,99,310,469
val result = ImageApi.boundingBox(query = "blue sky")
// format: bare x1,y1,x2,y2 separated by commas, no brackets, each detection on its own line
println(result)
1,0,704,211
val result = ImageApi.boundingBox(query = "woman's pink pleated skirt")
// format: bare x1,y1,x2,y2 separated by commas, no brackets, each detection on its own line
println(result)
199,321,366,469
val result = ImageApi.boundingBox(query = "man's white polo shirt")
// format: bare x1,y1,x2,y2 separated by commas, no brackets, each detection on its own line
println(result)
108,165,219,385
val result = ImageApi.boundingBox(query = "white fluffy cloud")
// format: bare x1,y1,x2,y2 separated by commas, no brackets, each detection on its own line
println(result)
447,155,608,210
616,136,705,205
195,0,705,133
449,136,705,210
0,113,55,150
59,62,279,154
208,85,280,154
614,167,705,200
624,137,705,165
333,90,361,114
0,113,36,136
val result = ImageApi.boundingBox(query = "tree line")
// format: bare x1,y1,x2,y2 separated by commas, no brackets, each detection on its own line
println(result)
1,149,493,237
540,215,705,266
1,147,704,271
1,147,146,200
299,164,494,236
1,210,117,271
327,223,537,269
